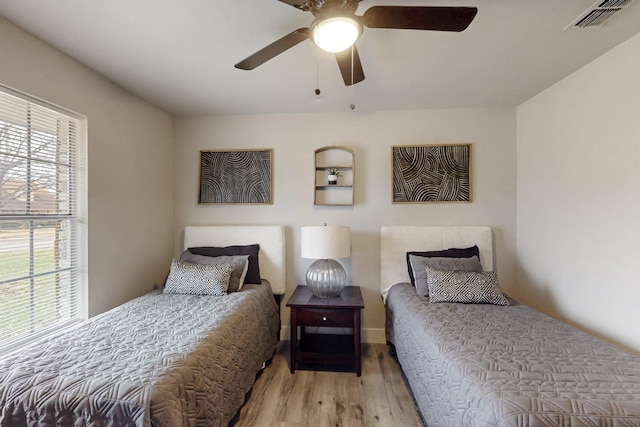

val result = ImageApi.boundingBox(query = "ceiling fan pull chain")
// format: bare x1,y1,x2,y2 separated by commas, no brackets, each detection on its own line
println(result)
315,44,321,99
349,45,356,110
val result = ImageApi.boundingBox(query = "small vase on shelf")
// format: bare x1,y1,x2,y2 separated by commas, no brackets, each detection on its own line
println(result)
327,168,341,185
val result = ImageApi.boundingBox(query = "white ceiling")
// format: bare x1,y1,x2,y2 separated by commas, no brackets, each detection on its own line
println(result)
1,0,639,116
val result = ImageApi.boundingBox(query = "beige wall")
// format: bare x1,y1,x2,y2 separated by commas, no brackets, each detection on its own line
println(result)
5,8,637,355
174,108,517,342
6,7,637,355
0,17,175,316
517,33,640,353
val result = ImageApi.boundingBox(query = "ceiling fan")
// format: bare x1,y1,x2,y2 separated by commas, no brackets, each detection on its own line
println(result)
234,0,478,86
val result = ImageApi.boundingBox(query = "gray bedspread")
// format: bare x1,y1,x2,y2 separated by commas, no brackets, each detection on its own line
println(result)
386,283,640,427
0,283,279,427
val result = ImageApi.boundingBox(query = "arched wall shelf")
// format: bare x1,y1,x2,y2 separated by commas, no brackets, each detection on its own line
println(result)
314,146,354,206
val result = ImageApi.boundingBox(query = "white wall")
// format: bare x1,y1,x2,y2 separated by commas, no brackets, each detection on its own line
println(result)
517,33,640,353
0,17,175,316
174,108,517,342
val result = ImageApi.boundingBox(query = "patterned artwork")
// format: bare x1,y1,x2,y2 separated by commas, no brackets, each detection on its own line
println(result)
392,144,470,203
199,149,272,204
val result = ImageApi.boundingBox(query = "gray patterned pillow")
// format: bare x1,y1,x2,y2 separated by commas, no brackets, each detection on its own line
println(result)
426,267,509,306
409,255,482,296
164,260,233,296
179,251,249,293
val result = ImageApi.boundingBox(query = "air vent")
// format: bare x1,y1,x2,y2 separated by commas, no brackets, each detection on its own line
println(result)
571,0,637,28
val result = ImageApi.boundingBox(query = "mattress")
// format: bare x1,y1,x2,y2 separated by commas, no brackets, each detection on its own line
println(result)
0,283,279,427
386,283,640,427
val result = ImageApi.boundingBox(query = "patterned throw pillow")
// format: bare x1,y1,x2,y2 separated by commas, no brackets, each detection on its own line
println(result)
164,260,233,296
409,255,483,296
426,267,509,306
179,251,249,293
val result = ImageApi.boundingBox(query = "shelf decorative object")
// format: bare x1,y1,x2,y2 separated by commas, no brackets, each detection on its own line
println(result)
314,146,354,206
326,168,341,185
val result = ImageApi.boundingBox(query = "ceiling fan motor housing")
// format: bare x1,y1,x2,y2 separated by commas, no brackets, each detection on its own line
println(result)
308,0,361,18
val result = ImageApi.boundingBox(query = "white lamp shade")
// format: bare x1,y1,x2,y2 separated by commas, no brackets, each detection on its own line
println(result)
301,226,350,260
311,17,361,53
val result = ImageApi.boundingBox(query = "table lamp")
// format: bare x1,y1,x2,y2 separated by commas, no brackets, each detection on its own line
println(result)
301,225,350,298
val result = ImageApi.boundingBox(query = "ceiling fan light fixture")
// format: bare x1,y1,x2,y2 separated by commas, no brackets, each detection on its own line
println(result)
311,16,362,53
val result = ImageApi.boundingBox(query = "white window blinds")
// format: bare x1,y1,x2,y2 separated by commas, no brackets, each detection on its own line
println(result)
0,85,87,353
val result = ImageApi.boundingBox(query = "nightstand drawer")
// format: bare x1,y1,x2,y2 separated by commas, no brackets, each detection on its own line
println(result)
296,308,353,327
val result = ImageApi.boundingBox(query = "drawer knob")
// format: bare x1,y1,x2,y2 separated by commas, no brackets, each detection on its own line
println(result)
322,316,327,321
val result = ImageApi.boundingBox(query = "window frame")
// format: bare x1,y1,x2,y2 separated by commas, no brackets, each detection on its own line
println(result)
0,84,88,354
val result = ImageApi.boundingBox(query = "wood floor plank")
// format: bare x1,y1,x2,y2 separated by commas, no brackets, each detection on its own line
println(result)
232,342,424,427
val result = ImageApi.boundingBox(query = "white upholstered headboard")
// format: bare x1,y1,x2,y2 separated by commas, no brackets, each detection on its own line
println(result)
183,225,286,294
380,226,493,294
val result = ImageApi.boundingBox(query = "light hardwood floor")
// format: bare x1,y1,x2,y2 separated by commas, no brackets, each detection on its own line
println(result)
231,341,425,427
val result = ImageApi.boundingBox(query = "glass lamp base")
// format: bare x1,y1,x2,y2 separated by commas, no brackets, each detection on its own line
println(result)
306,259,346,298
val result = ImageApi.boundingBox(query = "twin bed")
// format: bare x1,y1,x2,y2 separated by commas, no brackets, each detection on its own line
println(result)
0,225,285,427
381,226,640,426
4,224,640,427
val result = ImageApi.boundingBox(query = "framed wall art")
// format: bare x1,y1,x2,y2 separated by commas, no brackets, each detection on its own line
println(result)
199,149,272,204
392,144,471,203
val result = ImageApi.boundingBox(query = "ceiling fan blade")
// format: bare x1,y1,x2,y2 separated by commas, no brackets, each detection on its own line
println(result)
235,28,309,70
335,45,365,86
362,6,478,32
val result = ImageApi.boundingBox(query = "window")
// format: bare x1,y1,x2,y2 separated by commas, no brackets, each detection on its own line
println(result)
0,85,87,353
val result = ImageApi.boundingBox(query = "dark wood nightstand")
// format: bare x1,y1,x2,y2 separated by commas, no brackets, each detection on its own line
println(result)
286,285,365,376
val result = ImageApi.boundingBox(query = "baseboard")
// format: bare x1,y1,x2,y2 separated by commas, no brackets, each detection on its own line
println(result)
280,326,386,344
363,328,386,344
